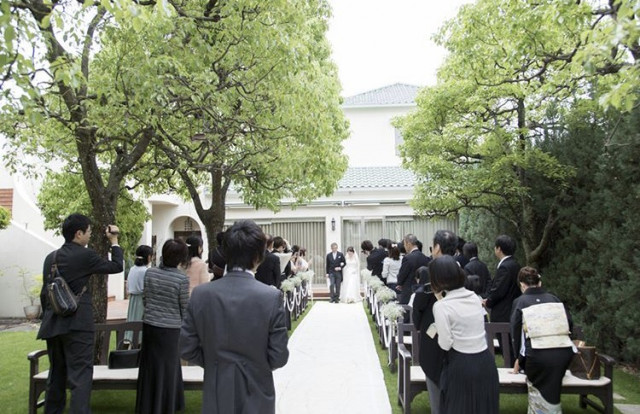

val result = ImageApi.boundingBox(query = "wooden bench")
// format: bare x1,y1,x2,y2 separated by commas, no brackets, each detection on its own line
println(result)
396,321,616,414
28,321,204,414
396,321,423,414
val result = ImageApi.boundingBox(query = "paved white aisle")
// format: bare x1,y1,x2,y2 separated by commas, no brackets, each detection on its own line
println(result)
274,301,391,414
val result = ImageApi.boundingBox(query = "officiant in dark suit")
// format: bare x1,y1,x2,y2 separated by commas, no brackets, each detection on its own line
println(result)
180,220,289,414
326,242,346,303
37,214,123,414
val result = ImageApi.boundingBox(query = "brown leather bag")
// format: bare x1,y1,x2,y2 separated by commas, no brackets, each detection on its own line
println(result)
569,343,600,380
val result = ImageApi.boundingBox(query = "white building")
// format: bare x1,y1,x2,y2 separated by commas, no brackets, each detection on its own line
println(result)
0,83,457,317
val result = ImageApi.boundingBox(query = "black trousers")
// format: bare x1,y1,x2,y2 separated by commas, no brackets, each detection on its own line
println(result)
45,331,94,414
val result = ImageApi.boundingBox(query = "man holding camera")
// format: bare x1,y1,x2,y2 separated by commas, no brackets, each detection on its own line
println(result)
37,213,123,414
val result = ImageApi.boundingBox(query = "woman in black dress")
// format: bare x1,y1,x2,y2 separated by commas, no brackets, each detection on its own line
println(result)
136,239,190,414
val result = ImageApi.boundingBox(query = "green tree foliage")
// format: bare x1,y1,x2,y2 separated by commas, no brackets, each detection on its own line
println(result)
37,171,149,261
395,0,639,267
540,102,640,364
139,0,348,249
0,206,10,229
0,0,161,328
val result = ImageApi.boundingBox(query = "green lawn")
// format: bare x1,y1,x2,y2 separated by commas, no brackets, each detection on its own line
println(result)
0,302,312,414
364,302,640,414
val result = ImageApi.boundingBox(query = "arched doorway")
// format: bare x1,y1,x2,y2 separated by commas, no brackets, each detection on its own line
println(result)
170,215,202,241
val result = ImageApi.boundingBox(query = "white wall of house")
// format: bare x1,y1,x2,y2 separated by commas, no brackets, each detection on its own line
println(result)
342,105,412,167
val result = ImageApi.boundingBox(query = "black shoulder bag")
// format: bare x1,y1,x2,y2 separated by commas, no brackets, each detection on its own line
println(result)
46,250,87,317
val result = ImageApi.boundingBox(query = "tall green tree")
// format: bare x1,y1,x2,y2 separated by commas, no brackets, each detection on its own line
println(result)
142,0,348,250
395,0,638,267
540,102,640,364
0,0,166,333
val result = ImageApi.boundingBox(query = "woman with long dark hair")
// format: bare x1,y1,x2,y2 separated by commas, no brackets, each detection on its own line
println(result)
136,239,189,414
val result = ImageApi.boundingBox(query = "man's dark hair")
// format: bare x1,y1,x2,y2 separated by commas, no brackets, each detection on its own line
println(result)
433,230,458,256
457,237,466,253
462,242,478,259
62,213,92,242
272,236,286,251
378,238,393,249
429,255,466,292
224,220,267,270
495,234,516,256
162,239,189,268
186,235,203,259
360,240,374,252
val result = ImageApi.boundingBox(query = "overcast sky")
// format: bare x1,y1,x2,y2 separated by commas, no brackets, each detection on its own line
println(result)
326,0,472,97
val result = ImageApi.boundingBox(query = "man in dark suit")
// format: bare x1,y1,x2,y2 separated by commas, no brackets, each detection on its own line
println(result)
37,214,123,414
256,234,281,288
396,234,430,304
483,234,521,322
180,220,289,413
325,242,346,303
463,242,492,297
367,238,389,281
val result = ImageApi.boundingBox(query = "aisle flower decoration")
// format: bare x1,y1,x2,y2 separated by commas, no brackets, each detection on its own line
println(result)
380,302,405,322
361,269,373,283
297,270,314,283
368,278,384,291
290,275,302,287
280,279,295,293
376,287,398,304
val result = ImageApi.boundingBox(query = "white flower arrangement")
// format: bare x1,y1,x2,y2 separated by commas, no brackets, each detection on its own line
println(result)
361,268,373,283
291,275,302,287
375,287,398,304
280,279,295,293
297,270,314,283
368,278,384,290
380,302,405,321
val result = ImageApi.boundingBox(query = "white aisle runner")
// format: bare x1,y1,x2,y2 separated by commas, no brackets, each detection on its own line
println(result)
274,301,392,414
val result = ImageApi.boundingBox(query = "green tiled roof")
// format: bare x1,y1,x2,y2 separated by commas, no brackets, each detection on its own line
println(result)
338,166,416,189
343,83,420,107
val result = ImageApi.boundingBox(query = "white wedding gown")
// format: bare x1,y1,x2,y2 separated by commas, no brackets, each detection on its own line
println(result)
340,254,362,303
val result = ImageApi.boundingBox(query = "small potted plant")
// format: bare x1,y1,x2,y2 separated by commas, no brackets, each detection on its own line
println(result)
20,270,42,320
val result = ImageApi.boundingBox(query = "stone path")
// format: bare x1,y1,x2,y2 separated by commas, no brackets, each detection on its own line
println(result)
274,301,391,414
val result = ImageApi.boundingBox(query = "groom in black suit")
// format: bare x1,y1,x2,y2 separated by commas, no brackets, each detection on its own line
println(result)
326,242,346,303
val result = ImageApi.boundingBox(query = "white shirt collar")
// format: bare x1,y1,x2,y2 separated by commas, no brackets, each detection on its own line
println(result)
497,255,511,268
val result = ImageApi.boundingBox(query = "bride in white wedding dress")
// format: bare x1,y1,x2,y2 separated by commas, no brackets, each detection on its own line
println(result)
340,246,362,303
